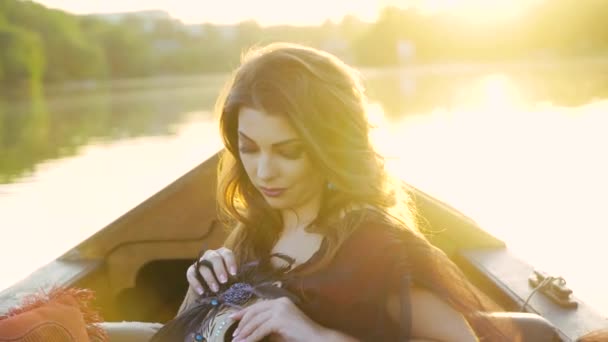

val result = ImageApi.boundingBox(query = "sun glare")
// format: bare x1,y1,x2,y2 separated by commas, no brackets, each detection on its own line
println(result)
476,74,523,109
388,0,535,24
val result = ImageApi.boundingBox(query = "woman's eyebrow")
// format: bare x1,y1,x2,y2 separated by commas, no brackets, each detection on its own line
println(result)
238,131,301,147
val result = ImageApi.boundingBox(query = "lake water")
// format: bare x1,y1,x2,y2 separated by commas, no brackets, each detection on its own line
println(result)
1,63,607,317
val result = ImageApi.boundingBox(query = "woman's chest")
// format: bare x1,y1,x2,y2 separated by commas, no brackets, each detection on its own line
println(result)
270,229,323,270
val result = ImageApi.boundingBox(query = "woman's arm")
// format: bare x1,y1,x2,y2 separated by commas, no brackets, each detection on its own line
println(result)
317,328,360,342
230,297,362,342
176,286,198,315
386,287,478,342
318,322,437,342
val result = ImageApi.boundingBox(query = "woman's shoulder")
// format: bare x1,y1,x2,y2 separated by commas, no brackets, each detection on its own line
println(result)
327,207,411,270
338,206,408,249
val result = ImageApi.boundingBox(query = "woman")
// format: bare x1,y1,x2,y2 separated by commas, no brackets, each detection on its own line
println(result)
160,42,515,342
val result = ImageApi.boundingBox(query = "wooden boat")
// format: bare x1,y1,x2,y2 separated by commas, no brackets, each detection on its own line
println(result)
1,151,606,341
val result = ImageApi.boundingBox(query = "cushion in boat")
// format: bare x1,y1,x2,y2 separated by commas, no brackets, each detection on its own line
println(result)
0,287,107,342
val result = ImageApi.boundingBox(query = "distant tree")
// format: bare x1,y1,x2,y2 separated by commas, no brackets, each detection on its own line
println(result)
527,0,608,56
352,7,402,66
338,15,368,41
0,0,105,81
83,18,154,78
0,23,44,87
235,20,263,51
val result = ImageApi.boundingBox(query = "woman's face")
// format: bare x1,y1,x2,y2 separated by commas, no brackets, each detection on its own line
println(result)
237,107,325,211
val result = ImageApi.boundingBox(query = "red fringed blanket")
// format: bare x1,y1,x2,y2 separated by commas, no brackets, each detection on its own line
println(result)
0,287,108,342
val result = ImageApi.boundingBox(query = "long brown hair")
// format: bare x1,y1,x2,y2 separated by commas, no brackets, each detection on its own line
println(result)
217,42,415,264
577,329,608,342
215,42,510,339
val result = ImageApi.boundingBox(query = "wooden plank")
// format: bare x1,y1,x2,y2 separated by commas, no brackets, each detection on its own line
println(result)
457,248,608,340
62,153,220,260
408,187,506,254
104,219,227,296
0,260,102,314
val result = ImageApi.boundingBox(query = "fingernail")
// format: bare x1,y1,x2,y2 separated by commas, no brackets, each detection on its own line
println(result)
219,274,227,283
196,287,204,295
212,284,219,292
232,328,240,337
230,266,237,275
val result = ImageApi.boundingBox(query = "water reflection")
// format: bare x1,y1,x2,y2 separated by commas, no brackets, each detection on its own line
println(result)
365,65,608,118
0,75,225,183
3,68,608,184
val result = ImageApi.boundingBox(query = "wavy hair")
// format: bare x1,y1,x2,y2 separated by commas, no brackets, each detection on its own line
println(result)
216,42,415,266
214,42,512,340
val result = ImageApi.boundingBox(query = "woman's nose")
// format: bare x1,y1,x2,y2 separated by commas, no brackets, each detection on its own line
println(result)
257,153,278,180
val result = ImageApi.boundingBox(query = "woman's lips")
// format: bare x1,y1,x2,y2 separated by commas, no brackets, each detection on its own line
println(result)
259,187,286,197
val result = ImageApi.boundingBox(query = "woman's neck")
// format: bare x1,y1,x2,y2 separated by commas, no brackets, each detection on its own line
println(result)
280,193,322,232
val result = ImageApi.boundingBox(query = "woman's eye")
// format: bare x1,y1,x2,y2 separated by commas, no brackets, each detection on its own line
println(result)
279,146,304,159
239,145,257,154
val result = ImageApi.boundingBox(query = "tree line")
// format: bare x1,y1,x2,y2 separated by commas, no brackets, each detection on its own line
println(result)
1,0,608,89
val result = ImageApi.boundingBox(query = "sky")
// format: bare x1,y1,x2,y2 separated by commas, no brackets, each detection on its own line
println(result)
33,0,381,25
32,0,537,26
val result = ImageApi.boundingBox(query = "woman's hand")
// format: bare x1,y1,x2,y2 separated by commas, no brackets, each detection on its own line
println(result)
229,297,332,342
186,247,237,295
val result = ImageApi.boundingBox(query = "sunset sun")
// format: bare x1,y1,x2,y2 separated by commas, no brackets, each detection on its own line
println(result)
393,0,536,24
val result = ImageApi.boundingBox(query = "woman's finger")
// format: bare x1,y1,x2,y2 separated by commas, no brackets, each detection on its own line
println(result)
186,264,206,295
196,259,220,292
186,247,235,295
235,320,274,342
233,310,272,340
231,301,274,338
217,247,238,276
204,250,230,284
230,299,270,321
